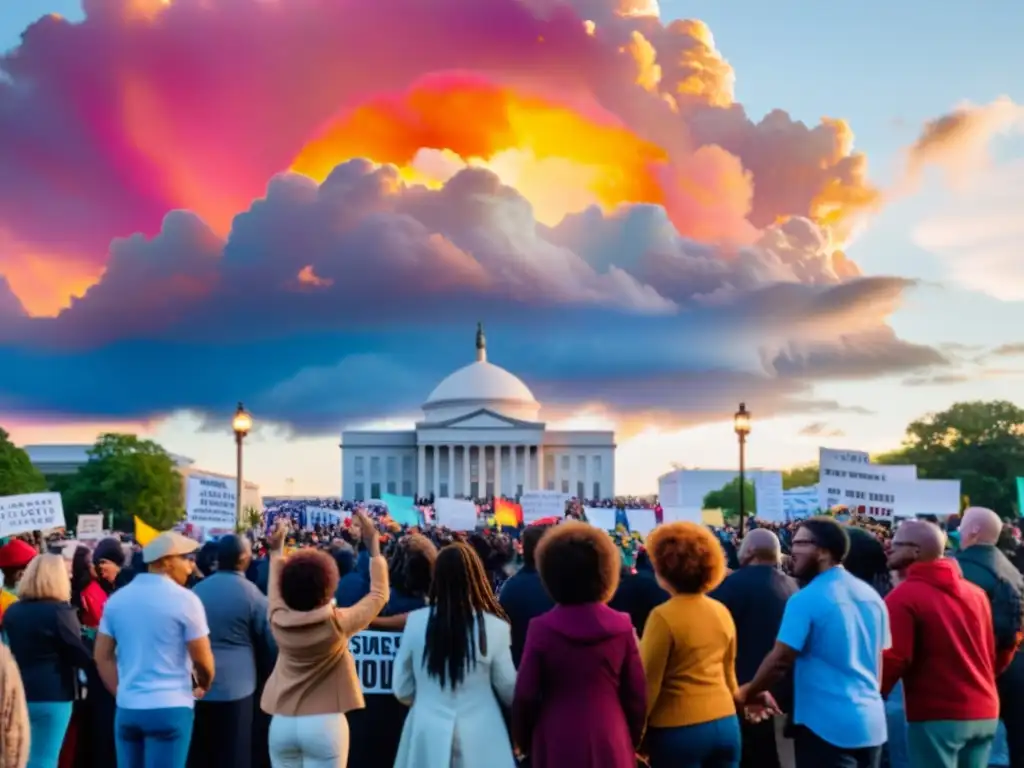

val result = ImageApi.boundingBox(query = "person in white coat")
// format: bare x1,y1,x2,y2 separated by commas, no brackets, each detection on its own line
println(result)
392,542,517,768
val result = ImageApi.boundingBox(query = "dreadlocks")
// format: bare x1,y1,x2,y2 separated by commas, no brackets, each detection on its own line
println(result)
423,542,508,691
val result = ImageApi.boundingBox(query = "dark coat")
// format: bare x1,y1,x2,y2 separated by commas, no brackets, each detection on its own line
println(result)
608,568,668,637
512,603,646,768
498,565,554,667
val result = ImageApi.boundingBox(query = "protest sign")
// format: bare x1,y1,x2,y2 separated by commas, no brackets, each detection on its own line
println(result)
783,487,820,520
0,492,66,538
584,507,616,530
304,507,342,529
76,514,104,540
349,631,402,694
186,474,237,528
434,497,477,531
519,491,569,523
753,473,785,522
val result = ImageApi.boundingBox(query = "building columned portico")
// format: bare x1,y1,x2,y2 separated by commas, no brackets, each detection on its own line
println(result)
341,325,616,500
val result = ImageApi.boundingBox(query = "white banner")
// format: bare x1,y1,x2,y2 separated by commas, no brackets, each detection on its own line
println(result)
584,507,616,530
783,487,820,520
519,491,569,523
660,506,703,524
349,631,401,694
753,473,785,522
186,474,237,528
625,508,658,536
0,492,66,538
76,514,104,540
434,497,478,531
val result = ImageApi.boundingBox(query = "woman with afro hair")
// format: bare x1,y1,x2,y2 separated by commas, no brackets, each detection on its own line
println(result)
639,522,743,767
511,522,646,768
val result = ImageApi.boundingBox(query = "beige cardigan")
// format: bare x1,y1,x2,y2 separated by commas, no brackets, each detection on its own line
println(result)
0,645,28,768
260,550,389,717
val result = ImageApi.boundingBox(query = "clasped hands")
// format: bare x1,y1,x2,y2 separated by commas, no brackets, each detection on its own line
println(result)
734,684,781,724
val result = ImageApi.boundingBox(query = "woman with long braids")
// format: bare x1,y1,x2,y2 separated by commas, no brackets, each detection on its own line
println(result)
392,542,517,768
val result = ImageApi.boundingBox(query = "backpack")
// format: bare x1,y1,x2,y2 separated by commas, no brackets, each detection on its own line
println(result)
975,561,1024,651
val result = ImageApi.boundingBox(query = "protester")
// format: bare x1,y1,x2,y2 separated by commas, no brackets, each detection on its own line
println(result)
640,521,744,768
739,517,889,768
2,554,91,768
393,542,516,768
0,644,29,768
956,507,1024,768
710,528,797,768
261,511,388,768
882,520,1006,768
497,523,554,666
608,547,668,637
189,535,276,768
0,540,38,627
94,531,213,768
512,522,645,768
91,537,127,594
69,546,107,628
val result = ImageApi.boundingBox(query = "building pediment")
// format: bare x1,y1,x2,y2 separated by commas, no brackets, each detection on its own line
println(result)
417,408,545,430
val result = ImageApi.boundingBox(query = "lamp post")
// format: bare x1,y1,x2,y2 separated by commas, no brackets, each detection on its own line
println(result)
231,403,253,525
734,402,751,536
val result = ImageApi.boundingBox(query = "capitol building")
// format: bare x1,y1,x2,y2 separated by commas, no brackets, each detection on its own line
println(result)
341,325,616,500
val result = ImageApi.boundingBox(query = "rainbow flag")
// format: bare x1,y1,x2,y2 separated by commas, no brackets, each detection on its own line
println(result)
494,499,522,528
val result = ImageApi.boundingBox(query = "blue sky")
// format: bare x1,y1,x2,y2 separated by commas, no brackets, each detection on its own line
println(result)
2,1,1023,496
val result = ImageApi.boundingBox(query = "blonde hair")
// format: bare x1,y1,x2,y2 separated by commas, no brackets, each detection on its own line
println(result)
17,554,71,603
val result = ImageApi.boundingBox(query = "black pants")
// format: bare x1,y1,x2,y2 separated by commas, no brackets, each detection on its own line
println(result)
741,719,781,768
999,670,1024,768
793,727,880,768
187,695,254,768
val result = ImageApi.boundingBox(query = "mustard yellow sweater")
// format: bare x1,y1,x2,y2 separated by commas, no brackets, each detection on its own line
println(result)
639,593,739,728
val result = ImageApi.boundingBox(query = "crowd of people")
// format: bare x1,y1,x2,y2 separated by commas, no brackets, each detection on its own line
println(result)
0,500,1021,768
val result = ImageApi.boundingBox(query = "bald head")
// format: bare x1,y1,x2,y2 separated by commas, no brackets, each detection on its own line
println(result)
739,528,781,566
893,520,946,562
960,507,1003,548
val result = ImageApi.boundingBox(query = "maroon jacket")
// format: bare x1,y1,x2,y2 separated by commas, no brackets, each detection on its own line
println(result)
512,603,646,768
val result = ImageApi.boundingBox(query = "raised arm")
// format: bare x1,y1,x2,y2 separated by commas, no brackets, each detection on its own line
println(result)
334,509,389,635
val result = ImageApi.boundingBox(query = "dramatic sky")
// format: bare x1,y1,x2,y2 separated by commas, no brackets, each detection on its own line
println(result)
1,0,1023,496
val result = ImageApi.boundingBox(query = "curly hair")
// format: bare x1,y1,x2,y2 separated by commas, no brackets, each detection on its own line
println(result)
278,550,339,612
535,522,620,605
646,522,726,595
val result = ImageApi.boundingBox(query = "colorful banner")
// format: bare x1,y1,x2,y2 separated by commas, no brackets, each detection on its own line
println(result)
381,494,420,526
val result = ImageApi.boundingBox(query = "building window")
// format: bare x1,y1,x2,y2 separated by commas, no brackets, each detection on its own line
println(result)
355,482,365,500
485,481,494,499
560,479,569,494
592,455,601,476
440,482,449,498
386,481,397,494
593,482,601,499
370,482,381,499
386,456,397,485
545,479,555,491
354,457,365,478
401,480,413,497
577,455,586,479
577,481,585,499
402,456,413,485
544,454,555,481
561,455,570,471
470,481,480,499
370,456,381,481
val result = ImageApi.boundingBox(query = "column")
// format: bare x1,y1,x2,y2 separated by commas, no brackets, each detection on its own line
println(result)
463,445,471,498
514,446,522,496
536,445,544,490
417,444,426,498
492,445,501,499
446,445,454,499
430,445,439,498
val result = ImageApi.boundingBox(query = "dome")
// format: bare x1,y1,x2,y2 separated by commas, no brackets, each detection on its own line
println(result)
426,360,537,406
422,323,540,422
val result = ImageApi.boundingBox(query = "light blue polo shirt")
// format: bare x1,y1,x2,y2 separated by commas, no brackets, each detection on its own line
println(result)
777,566,889,749
99,573,210,710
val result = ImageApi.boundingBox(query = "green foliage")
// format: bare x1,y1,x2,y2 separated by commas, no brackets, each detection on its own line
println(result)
0,429,47,497
876,400,1024,517
61,433,184,532
782,463,818,489
244,506,262,530
702,476,757,518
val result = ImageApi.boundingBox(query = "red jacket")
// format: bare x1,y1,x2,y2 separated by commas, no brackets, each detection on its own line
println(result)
882,558,1008,722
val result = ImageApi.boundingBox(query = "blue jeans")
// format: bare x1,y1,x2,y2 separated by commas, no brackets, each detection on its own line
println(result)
647,715,742,768
115,706,194,768
26,701,73,768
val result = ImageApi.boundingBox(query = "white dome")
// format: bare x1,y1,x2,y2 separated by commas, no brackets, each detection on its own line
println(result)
425,360,537,406
422,324,541,422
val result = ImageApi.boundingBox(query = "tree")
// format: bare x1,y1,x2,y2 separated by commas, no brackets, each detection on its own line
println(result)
62,434,184,532
702,476,757,519
876,400,1024,516
782,463,819,489
0,428,46,497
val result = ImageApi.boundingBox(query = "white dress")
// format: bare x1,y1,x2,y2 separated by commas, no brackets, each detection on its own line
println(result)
392,607,517,768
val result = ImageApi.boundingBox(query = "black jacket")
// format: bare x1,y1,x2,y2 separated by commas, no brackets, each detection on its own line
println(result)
3,599,92,702
498,565,555,667
608,568,668,637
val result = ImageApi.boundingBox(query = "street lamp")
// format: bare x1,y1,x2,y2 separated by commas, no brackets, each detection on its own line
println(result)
734,402,752,536
232,403,253,524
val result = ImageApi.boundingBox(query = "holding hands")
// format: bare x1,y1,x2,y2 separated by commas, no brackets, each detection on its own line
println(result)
735,685,781,724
